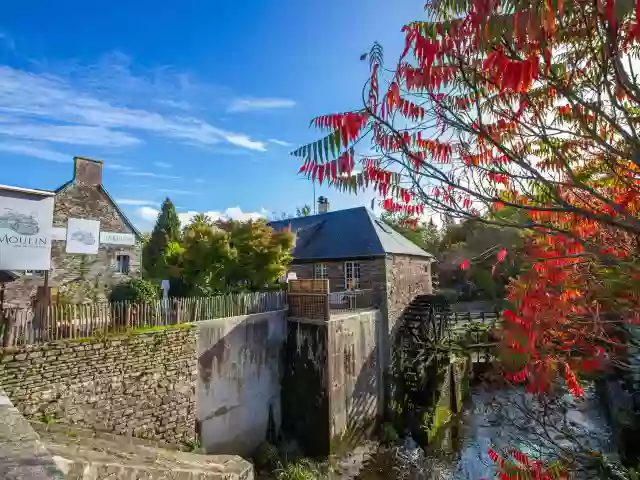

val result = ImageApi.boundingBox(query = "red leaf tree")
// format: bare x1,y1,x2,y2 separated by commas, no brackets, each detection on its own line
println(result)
293,0,640,474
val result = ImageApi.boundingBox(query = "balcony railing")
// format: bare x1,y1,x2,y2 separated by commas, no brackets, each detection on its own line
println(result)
328,289,375,313
287,279,377,320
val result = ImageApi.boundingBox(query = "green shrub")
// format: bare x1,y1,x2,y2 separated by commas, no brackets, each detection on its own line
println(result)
275,460,318,480
253,441,280,472
109,279,159,303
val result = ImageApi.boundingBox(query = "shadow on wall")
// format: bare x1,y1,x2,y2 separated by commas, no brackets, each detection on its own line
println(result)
329,311,382,454
280,320,331,457
195,310,287,457
281,310,384,458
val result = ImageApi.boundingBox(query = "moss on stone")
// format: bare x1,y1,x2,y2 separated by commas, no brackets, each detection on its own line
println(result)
65,322,195,344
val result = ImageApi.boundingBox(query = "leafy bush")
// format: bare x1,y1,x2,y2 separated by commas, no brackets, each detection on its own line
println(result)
109,279,159,303
253,441,280,472
275,460,319,480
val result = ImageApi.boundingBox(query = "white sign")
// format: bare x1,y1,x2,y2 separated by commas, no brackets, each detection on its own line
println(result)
100,232,136,246
161,279,170,300
286,272,297,282
66,218,100,254
0,191,54,270
51,227,67,241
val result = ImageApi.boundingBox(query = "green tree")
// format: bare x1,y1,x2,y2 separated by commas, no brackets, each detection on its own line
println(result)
162,216,294,296
217,219,294,290
143,198,181,279
380,212,441,254
295,205,312,217
179,220,237,295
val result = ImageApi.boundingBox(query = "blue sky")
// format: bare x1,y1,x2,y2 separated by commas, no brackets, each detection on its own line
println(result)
0,1,425,231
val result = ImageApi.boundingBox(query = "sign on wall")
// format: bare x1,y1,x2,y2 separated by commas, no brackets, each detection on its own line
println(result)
99,232,136,246
0,191,55,270
66,218,100,254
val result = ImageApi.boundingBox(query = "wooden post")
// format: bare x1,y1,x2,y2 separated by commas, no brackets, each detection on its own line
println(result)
1,283,13,347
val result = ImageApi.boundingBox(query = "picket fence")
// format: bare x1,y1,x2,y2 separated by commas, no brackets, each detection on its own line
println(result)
0,291,286,347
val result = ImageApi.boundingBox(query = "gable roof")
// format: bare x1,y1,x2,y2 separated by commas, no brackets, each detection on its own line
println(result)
55,181,142,239
268,206,433,261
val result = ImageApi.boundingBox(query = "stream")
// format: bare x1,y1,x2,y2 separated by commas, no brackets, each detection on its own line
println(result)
357,384,617,479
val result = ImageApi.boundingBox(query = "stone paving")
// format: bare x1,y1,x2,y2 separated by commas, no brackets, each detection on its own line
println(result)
0,385,253,480
31,422,254,479
0,387,65,480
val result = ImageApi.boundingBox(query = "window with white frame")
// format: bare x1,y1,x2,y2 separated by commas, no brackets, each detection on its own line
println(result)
314,263,328,279
344,261,361,290
116,254,130,274
22,270,46,278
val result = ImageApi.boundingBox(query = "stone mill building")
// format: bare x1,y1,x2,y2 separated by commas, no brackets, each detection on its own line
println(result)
3,156,143,306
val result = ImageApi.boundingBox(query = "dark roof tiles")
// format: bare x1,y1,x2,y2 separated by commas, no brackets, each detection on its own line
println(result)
268,206,433,260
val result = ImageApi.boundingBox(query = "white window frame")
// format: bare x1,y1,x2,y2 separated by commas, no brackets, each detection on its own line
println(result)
22,270,46,278
314,263,328,280
116,254,130,274
344,261,361,290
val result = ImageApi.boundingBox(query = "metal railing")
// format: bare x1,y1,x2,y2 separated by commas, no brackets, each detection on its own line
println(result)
0,291,286,347
287,279,378,320
328,289,376,313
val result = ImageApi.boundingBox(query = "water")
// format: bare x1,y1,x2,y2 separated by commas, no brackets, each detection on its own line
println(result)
358,384,616,479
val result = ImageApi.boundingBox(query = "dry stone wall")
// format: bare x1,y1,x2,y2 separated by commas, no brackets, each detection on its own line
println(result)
0,326,197,445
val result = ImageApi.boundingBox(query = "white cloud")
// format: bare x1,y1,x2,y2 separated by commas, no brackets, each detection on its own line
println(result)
115,198,157,206
135,205,268,225
227,97,296,113
104,163,134,171
153,161,172,168
0,122,140,147
268,138,292,147
0,65,268,153
123,170,181,180
156,99,191,110
0,142,71,163
136,206,161,223
224,133,266,151
156,188,196,195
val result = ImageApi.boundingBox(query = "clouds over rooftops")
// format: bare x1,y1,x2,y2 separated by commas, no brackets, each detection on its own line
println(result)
135,205,269,228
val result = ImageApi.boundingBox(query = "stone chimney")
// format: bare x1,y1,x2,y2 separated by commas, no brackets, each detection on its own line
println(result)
318,196,329,214
73,157,103,186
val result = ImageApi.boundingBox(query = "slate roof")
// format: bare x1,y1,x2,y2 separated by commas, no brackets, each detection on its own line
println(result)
268,206,433,261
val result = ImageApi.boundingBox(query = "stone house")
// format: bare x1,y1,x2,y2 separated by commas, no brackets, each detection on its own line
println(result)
268,200,435,329
4,157,143,306
271,200,435,453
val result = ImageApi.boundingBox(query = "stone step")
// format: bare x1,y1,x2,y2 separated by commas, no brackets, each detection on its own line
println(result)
31,423,254,480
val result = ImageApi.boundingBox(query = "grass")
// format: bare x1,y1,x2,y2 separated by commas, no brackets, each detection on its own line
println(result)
65,322,195,343
274,460,319,480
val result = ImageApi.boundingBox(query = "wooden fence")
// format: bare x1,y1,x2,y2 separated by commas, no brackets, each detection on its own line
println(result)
0,291,286,347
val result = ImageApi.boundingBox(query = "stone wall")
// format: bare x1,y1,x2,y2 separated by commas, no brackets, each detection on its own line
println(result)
282,310,382,456
328,310,382,449
384,254,432,335
287,258,386,299
5,158,142,306
196,310,287,457
0,326,197,445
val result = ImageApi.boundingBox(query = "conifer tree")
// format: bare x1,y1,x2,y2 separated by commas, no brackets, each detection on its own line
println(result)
142,198,181,279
